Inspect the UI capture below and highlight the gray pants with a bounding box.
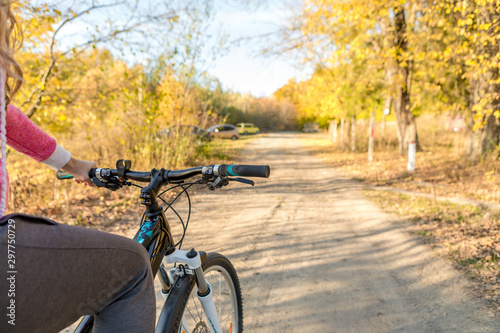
[0,213,155,333]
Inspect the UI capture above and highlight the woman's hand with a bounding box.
[60,157,97,187]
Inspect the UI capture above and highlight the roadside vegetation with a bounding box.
[272,0,500,160]
[9,1,294,222]
[301,115,500,204]
[14,136,256,231]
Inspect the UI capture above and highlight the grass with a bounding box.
[197,135,258,164]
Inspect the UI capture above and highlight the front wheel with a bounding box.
[158,253,243,333]
[231,135,238,140]
[183,253,243,333]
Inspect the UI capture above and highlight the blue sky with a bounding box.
[207,0,306,97]
[40,0,307,97]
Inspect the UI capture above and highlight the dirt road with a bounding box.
[170,132,499,332]
[65,132,499,332]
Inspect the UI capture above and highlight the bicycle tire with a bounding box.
[157,253,243,333]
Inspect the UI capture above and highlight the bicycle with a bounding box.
[57,159,271,333]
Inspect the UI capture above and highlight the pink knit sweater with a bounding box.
[1,104,71,215]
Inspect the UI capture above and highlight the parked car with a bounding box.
[206,124,240,140]
[157,125,210,141]
[302,122,320,133]
[448,115,466,132]
[236,123,260,135]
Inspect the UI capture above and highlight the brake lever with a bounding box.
[91,176,128,191]
[229,177,254,186]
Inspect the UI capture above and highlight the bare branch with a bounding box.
[50,1,127,59]
[21,1,177,118]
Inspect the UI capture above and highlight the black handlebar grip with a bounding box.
[219,164,270,178]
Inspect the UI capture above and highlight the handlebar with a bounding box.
[56,163,271,184]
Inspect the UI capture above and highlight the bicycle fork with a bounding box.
[160,249,223,333]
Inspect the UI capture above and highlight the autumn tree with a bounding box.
[273,0,422,153]
[16,0,203,119]
[273,0,500,157]
[417,0,500,158]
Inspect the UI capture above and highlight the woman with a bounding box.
[0,2,155,332]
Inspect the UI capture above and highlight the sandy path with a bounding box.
[64,132,498,332]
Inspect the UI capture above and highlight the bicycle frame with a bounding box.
[74,168,222,333]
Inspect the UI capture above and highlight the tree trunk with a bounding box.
[351,115,356,153]
[368,110,375,162]
[393,5,420,155]
[481,114,500,153]
[340,118,345,145]
[469,88,500,158]
[467,6,500,158]
[328,120,334,142]
[382,95,392,139]
[333,121,338,143]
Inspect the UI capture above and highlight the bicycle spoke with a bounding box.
[185,297,197,322]
[181,266,237,333]
[217,273,223,322]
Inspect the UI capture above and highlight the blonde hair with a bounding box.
[0,0,22,216]
[0,0,23,104]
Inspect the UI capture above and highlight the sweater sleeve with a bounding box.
[5,104,71,170]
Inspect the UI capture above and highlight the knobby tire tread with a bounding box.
[158,252,243,333]
[156,274,194,332]
[200,253,244,333]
